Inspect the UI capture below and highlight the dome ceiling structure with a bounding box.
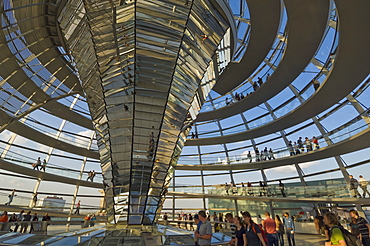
[0,0,369,227]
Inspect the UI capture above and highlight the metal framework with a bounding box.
[0,0,370,229]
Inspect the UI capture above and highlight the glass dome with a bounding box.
[0,0,369,232]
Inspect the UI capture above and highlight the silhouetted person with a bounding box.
[313,80,320,91]
[253,82,259,91]
[40,159,47,171]
[255,148,260,162]
[31,193,38,208]
[268,148,275,160]
[349,175,361,198]
[279,180,286,197]
[33,157,41,170]
[257,77,263,86]
[74,200,81,214]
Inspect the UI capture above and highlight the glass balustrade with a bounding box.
[193,94,310,139]
[0,191,103,214]
[192,76,331,139]
[0,147,102,183]
[200,39,286,113]
[22,120,98,151]
[192,26,339,138]
[170,182,354,199]
[0,191,31,207]
[3,69,357,182]
[179,116,369,166]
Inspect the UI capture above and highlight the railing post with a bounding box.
[67,131,95,231]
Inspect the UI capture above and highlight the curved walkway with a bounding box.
[0,30,93,130]
[12,0,83,92]
[212,0,281,94]
[0,158,103,189]
[0,92,79,132]
[0,111,99,159]
[188,0,370,145]
[177,126,370,170]
[167,191,370,205]
[0,204,88,218]
[196,0,330,122]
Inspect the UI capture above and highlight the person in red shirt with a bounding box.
[83,214,91,228]
[0,211,9,222]
[262,212,278,246]
[312,136,320,149]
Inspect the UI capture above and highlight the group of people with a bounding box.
[223,75,270,107]
[189,135,322,160]
[173,212,229,233]
[322,209,370,246]
[83,214,97,227]
[5,190,39,208]
[225,92,246,106]
[349,175,370,198]
[86,170,96,182]
[288,137,320,156]
[32,157,47,171]
[226,211,295,246]
[245,136,321,163]
[189,210,295,246]
[252,76,267,92]
[187,209,370,246]
[223,180,287,197]
[176,213,195,230]
[347,209,370,246]
[248,147,275,163]
[220,174,369,200]
[0,210,51,233]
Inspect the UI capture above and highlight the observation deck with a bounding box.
[178,109,370,170]
[1,0,370,238]
[199,0,330,122]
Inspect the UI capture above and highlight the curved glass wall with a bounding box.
[0,0,369,229]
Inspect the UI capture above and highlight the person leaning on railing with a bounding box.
[41,213,51,232]
[8,213,17,231]
[0,211,8,222]
[42,213,51,222]
[13,210,24,232]
[29,213,39,233]
[21,211,32,233]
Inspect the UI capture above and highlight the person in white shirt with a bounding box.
[5,189,16,206]
[359,175,370,198]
